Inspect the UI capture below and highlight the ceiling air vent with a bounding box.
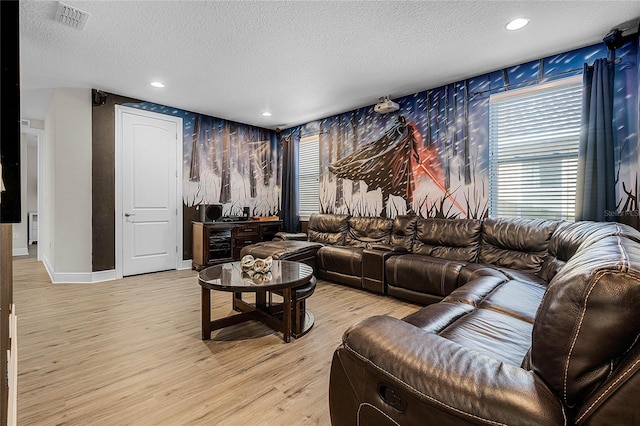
[54,2,90,31]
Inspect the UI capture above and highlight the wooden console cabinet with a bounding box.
[192,220,282,270]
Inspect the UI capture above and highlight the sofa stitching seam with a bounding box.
[562,237,629,406]
[563,274,601,405]
[357,403,400,426]
[575,358,640,423]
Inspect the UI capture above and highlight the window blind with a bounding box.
[489,77,582,221]
[298,136,320,215]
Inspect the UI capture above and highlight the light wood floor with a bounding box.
[13,254,419,425]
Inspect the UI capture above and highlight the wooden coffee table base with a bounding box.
[202,287,309,343]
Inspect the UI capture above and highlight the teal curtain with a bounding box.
[576,59,616,222]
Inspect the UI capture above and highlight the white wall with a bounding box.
[27,144,37,213]
[42,100,56,269]
[42,88,92,277]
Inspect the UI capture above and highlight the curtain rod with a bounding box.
[469,56,622,99]
[468,67,582,98]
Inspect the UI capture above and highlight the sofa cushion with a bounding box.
[413,217,482,262]
[531,235,640,408]
[344,216,393,248]
[443,276,508,307]
[431,306,533,366]
[307,213,349,245]
[386,254,466,298]
[479,217,559,274]
[539,221,640,282]
[389,215,418,251]
[403,301,474,333]
[457,263,509,285]
[478,279,546,324]
[317,245,364,277]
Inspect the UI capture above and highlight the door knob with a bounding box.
[124,212,135,217]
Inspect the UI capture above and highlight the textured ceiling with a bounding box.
[19,1,640,130]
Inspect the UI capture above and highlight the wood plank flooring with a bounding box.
[13,254,419,425]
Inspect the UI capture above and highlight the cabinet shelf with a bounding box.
[192,220,281,271]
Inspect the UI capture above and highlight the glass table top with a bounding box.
[198,260,314,291]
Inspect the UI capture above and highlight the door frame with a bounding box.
[20,125,44,262]
[114,105,183,279]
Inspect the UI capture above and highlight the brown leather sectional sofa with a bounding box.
[241,213,640,424]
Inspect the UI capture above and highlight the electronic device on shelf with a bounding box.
[219,216,249,222]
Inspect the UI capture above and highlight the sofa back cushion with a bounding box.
[344,217,393,248]
[307,214,349,245]
[479,217,558,274]
[412,218,482,262]
[539,221,640,281]
[531,235,640,409]
[390,215,418,251]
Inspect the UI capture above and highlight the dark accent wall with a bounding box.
[91,92,143,271]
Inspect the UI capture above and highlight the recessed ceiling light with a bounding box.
[506,18,530,31]
[150,81,165,88]
[262,112,272,117]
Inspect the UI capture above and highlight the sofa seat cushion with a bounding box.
[447,266,546,323]
[317,245,364,277]
[478,279,546,323]
[404,301,533,366]
[386,254,467,298]
[439,308,533,366]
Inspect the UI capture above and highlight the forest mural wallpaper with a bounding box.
[282,40,639,226]
[121,103,280,218]
[120,38,638,231]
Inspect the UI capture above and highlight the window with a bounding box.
[489,76,582,221]
[298,136,320,216]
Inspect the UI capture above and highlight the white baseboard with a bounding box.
[41,254,117,283]
[12,248,29,256]
[41,253,54,283]
[41,256,190,283]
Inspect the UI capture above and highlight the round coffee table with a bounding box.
[198,260,315,343]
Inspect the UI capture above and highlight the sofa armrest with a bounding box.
[273,232,307,241]
[361,247,406,294]
[330,315,565,426]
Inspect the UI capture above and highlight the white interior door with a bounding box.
[120,109,180,276]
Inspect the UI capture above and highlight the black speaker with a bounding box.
[200,204,222,223]
[243,207,250,218]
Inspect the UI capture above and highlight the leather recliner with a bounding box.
[329,220,640,425]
